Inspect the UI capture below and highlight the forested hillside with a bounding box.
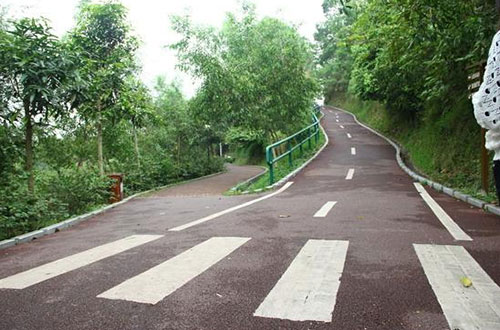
[316,0,499,200]
[0,2,319,240]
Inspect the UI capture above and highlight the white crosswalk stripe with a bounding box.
[254,239,349,322]
[97,237,250,305]
[0,235,163,289]
[414,244,500,330]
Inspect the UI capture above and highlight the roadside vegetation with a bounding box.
[0,1,319,240]
[231,127,326,194]
[315,0,498,202]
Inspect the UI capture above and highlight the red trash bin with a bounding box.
[108,173,124,203]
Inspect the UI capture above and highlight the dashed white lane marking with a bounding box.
[351,147,356,155]
[345,168,355,180]
[169,182,294,231]
[346,133,352,139]
[339,125,344,129]
[413,183,472,241]
[335,119,339,122]
[0,235,163,289]
[313,201,338,218]
[98,237,251,305]
[254,240,349,322]
[414,244,500,330]
[329,110,333,113]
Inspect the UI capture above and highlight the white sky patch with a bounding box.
[1,0,325,98]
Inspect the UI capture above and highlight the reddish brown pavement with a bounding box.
[148,163,264,197]
[0,107,498,330]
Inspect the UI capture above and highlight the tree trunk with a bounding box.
[207,144,210,164]
[133,124,141,170]
[24,102,34,194]
[97,101,104,176]
[177,135,181,177]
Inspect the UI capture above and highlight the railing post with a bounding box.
[288,140,292,167]
[308,127,312,149]
[299,134,303,156]
[266,146,274,185]
[269,162,274,185]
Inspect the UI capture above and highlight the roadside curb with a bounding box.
[0,170,225,251]
[331,106,500,217]
[229,166,268,193]
[238,112,329,195]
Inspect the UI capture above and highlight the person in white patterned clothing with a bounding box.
[473,5,500,204]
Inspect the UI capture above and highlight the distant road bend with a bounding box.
[0,106,499,330]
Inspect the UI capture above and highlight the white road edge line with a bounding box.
[254,239,349,322]
[347,133,352,139]
[98,237,251,305]
[413,183,472,241]
[345,168,355,180]
[0,235,163,289]
[351,147,356,155]
[169,182,294,231]
[314,201,338,218]
[414,244,500,329]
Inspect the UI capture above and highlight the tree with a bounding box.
[153,76,191,169]
[171,4,319,147]
[69,1,138,175]
[119,77,154,170]
[317,0,498,122]
[314,0,358,102]
[0,18,77,193]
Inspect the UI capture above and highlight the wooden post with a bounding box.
[468,61,489,193]
[481,128,489,193]
[479,62,489,193]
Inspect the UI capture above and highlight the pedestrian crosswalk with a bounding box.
[414,244,500,330]
[98,237,250,304]
[0,235,498,327]
[0,235,163,289]
[254,239,348,322]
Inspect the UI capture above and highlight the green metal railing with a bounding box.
[265,111,321,185]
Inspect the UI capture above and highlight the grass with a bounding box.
[228,128,326,194]
[332,94,498,204]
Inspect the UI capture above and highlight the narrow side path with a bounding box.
[147,163,264,197]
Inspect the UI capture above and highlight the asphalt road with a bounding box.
[0,107,499,330]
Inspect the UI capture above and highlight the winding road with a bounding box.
[0,107,499,330]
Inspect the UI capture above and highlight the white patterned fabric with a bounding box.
[473,31,500,160]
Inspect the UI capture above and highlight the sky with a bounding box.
[0,0,325,98]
